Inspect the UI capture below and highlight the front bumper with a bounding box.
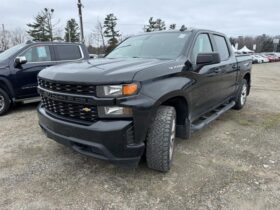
[38,105,145,167]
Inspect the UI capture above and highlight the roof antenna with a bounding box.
[180,25,187,31]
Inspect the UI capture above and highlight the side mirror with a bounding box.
[15,56,27,66]
[196,53,221,66]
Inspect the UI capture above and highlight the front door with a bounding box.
[13,45,55,98]
[187,33,225,120]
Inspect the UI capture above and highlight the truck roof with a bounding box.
[24,40,84,46]
[135,28,227,37]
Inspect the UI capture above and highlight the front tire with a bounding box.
[146,106,176,172]
[233,79,248,110]
[0,88,11,116]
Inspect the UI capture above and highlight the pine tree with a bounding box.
[180,25,187,31]
[64,19,80,42]
[144,17,166,32]
[103,13,120,52]
[27,8,55,41]
[169,24,176,30]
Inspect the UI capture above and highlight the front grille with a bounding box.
[42,97,98,124]
[38,78,96,95]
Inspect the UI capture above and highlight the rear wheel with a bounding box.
[0,88,11,116]
[146,106,176,172]
[233,79,248,110]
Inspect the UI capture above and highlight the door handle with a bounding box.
[213,68,222,73]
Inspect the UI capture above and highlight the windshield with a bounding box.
[0,43,26,62]
[106,32,190,60]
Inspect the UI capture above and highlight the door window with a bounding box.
[21,46,51,62]
[55,45,82,60]
[213,35,230,61]
[191,34,213,62]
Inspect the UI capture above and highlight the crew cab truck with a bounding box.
[0,41,89,115]
[37,29,252,172]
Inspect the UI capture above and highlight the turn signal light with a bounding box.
[122,84,138,96]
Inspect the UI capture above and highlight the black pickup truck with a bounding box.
[37,29,252,172]
[0,41,89,115]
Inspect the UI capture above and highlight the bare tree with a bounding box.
[0,25,10,50]
[10,28,27,45]
[95,20,106,48]
[85,33,93,47]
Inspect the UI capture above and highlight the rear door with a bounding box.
[53,44,84,62]
[211,34,238,102]
[13,45,55,98]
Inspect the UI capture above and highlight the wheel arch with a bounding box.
[161,96,189,125]
[0,77,14,100]
[159,94,191,139]
[243,73,251,95]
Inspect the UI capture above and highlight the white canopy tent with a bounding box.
[238,46,254,54]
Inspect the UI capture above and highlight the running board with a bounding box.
[191,101,236,132]
[15,97,41,104]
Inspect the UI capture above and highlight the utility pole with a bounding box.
[77,0,84,43]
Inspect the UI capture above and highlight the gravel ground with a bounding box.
[0,62,280,210]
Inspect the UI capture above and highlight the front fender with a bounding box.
[141,76,193,105]
[115,76,193,144]
[0,76,15,99]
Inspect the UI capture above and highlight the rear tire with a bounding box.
[146,106,176,172]
[233,79,248,110]
[0,88,11,116]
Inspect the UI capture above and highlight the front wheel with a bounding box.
[233,79,248,110]
[146,106,176,172]
[0,88,11,116]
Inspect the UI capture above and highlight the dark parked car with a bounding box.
[38,29,252,172]
[0,41,89,115]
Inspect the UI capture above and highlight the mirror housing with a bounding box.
[15,56,27,66]
[196,53,221,66]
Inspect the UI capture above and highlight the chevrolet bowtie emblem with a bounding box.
[82,107,91,112]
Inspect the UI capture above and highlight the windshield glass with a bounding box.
[106,32,190,60]
[0,43,26,62]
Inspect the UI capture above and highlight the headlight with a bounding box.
[98,106,133,118]
[96,83,138,97]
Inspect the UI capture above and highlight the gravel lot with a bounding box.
[1,62,280,210]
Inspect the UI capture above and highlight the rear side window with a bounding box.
[21,46,51,62]
[213,35,230,61]
[191,34,213,61]
[55,45,82,61]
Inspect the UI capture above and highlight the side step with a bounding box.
[15,97,41,104]
[191,101,236,132]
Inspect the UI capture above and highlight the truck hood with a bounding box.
[38,58,173,84]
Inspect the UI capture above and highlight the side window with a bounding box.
[191,34,213,61]
[213,35,230,61]
[56,45,82,61]
[21,46,51,62]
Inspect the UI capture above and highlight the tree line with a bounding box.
[230,35,280,53]
[0,8,279,54]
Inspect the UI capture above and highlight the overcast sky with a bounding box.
[1,0,280,38]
